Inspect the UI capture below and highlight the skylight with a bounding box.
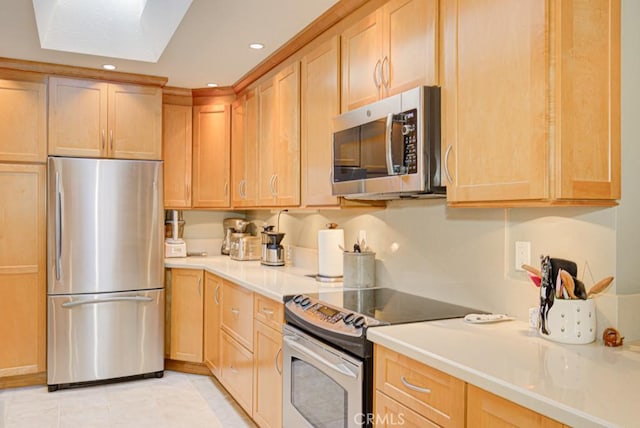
[32,0,193,62]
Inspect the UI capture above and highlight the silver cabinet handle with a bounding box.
[284,336,356,379]
[260,308,275,316]
[230,365,238,374]
[101,129,106,152]
[273,174,278,196]
[239,180,246,198]
[231,308,240,316]
[444,144,454,184]
[55,171,62,281]
[197,277,202,297]
[381,56,390,88]
[109,129,114,153]
[186,183,190,200]
[385,113,395,176]
[373,59,382,89]
[275,348,282,375]
[224,181,229,197]
[401,376,431,394]
[269,174,277,196]
[214,284,220,305]
[62,296,153,308]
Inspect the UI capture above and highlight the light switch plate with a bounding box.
[515,241,531,271]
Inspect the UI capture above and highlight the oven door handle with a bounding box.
[284,336,357,379]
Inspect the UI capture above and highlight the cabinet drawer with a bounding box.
[220,330,253,416]
[221,281,254,350]
[253,294,283,330]
[374,345,465,427]
[374,390,438,428]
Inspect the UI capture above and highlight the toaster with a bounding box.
[230,236,261,261]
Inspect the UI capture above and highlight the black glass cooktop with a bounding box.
[297,287,481,325]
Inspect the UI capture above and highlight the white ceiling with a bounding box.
[0,0,339,88]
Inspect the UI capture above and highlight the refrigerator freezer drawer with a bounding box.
[47,289,164,386]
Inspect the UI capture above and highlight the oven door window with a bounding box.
[291,357,347,428]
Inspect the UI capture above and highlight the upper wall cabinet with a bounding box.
[192,104,231,208]
[341,0,437,112]
[0,75,47,163]
[231,89,258,208]
[49,77,162,160]
[301,36,341,207]
[441,0,620,206]
[257,62,301,207]
[163,104,193,208]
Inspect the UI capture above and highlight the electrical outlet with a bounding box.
[515,241,531,271]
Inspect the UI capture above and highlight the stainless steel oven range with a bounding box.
[282,288,480,428]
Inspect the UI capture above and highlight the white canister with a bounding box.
[540,298,596,344]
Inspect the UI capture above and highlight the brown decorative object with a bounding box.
[603,327,624,347]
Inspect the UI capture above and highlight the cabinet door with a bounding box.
[253,321,283,428]
[341,10,383,112]
[163,104,192,208]
[382,0,437,97]
[467,384,563,428]
[442,0,548,202]
[554,0,620,200]
[0,164,46,377]
[258,79,277,206]
[273,62,300,206]
[301,36,340,207]
[204,272,222,377]
[108,84,162,160]
[192,104,231,208]
[231,90,258,207]
[169,269,203,362]
[0,77,47,163]
[375,391,439,428]
[48,77,108,158]
[220,330,253,416]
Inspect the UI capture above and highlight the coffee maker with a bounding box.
[221,218,250,255]
[261,225,285,266]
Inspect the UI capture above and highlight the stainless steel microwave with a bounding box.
[331,86,444,200]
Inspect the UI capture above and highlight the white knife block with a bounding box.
[540,298,596,344]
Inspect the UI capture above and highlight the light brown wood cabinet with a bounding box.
[169,269,203,363]
[203,272,222,378]
[221,280,254,351]
[467,384,563,428]
[192,103,231,208]
[257,62,301,207]
[49,76,162,160]
[0,163,46,378]
[231,89,258,207]
[341,0,437,112]
[253,315,283,428]
[0,75,47,163]
[441,0,620,206]
[374,345,465,427]
[220,329,254,416]
[163,104,192,208]
[301,36,341,207]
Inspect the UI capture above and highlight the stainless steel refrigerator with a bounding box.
[47,156,164,391]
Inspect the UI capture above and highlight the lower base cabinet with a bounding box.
[220,330,254,415]
[253,320,283,428]
[374,345,565,428]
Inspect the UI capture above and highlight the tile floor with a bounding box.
[0,371,256,428]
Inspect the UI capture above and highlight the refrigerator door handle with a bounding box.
[55,171,62,281]
[61,296,154,308]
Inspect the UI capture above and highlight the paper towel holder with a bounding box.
[316,223,344,283]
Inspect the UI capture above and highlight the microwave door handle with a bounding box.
[385,113,395,176]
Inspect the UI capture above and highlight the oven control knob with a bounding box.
[300,297,311,307]
[353,316,366,328]
[292,294,303,304]
[343,313,355,324]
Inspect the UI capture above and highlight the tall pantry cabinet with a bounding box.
[0,73,47,381]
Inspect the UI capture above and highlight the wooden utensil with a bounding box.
[587,276,614,297]
[521,264,541,277]
[559,270,578,299]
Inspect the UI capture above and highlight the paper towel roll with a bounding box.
[318,229,344,277]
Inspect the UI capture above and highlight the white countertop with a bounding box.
[165,256,345,301]
[367,319,640,428]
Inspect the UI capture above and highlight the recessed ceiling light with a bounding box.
[102,64,117,70]
[249,43,264,50]
[207,83,218,88]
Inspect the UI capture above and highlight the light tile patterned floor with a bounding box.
[0,371,256,428]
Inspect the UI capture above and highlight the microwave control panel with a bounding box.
[396,109,418,174]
